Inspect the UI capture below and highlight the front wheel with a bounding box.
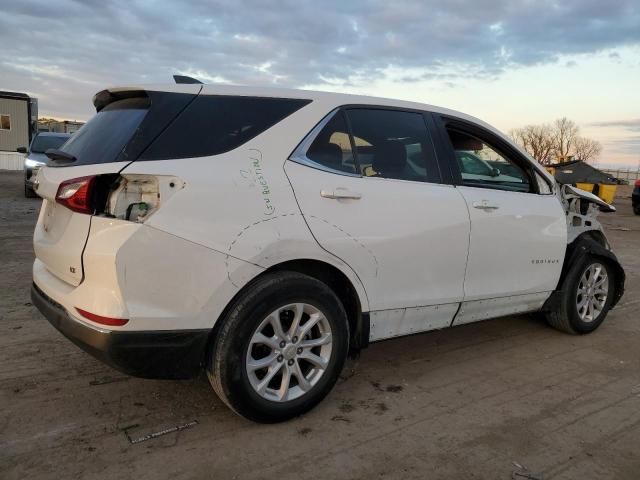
[207,272,349,423]
[544,254,616,334]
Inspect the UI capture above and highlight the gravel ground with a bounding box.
[1,170,638,480]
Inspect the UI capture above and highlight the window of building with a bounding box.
[0,114,10,130]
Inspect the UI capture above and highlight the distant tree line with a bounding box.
[509,118,602,165]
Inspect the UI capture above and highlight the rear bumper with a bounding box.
[31,283,209,379]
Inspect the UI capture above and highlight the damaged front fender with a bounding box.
[544,235,626,312]
[560,184,615,244]
[546,185,625,312]
[563,184,615,212]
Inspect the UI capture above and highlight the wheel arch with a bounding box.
[575,230,609,249]
[266,259,369,353]
[205,258,370,367]
[544,232,625,313]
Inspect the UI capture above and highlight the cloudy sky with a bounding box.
[1,0,639,166]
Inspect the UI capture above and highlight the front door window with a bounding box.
[446,128,531,193]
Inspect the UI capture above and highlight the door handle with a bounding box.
[472,200,499,210]
[320,188,362,200]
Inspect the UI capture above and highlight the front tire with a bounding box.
[544,254,616,334]
[207,271,349,423]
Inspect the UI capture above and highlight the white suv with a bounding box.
[31,83,625,422]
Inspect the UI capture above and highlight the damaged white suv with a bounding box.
[31,83,625,422]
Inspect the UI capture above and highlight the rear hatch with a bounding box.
[33,85,202,286]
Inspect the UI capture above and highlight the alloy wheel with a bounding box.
[576,262,609,323]
[245,303,333,402]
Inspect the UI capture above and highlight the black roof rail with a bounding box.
[173,75,203,84]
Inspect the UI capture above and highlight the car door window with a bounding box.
[346,109,441,183]
[446,127,531,193]
[305,111,357,174]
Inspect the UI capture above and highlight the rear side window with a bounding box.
[142,96,311,160]
[59,97,149,166]
[346,109,441,183]
[306,111,357,174]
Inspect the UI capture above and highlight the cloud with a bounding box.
[590,119,640,131]
[1,0,639,118]
[605,136,640,155]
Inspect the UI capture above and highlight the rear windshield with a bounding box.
[30,135,69,153]
[58,97,149,166]
[55,93,310,166]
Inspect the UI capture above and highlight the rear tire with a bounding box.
[633,205,640,215]
[544,254,616,334]
[25,185,37,198]
[207,271,349,423]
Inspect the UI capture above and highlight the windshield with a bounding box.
[30,135,69,153]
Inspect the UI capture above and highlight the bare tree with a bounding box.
[573,136,602,163]
[553,117,579,159]
[510,124,555,165]
[511,117,603,166]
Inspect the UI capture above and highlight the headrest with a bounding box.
[308,142,343,169]
[449,130,483,150]
[372,140,406,175]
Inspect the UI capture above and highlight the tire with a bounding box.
[25,185,37,198]
[207,271,349,423]
[544,254,616,334]
[633,205,640,215]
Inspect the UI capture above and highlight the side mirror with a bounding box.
[490,167,501,177]
[16,147,27,154]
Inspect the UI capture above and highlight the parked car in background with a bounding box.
[30,84,625,422]
[19,132,71,197]
[633,179,640,215]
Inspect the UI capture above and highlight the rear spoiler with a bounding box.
[92,83,203,112]
[92,89,149,112]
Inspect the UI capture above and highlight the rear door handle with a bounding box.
[472,200,499,210]
[320,188,362,200]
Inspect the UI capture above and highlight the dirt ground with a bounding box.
[1,169,638,480]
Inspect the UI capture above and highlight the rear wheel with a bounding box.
[207,272,349,422]
[633,205,640,215]
[544,254,615,334]
[24,185,37,198]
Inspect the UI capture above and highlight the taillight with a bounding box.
[75,307,128,326]
[55,176,97,214]
[105,175,164,222]
[55,174,179,221]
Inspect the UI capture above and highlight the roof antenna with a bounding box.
[173,75,203,84]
